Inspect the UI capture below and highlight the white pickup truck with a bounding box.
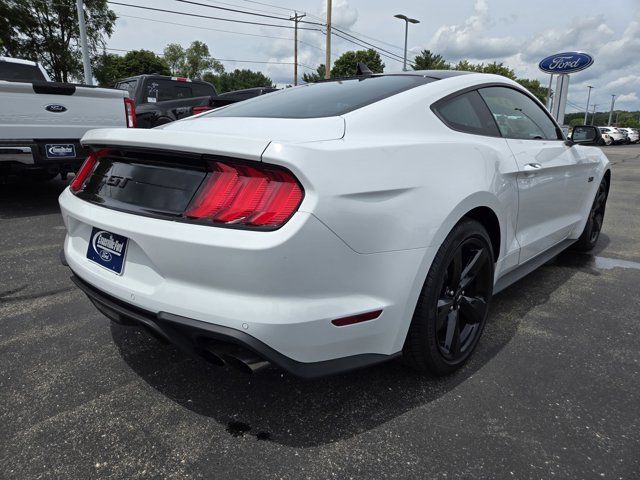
[0,56,135,180]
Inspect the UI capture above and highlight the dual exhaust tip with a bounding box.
[201,342,270,374]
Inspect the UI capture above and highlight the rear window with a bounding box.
[0,61,46,82]
[206,75,435,118]
[143,79,195,103]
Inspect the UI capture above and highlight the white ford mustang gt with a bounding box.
[59,70,610,378]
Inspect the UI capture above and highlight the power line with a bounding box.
[116,13,326,52]
[236,0,405,51]
[184,0,407,61]
[197,0,292,17]
[331,26,406,62]
[330,30,406,66]
[175,0,300,23]
[107,1,321,31]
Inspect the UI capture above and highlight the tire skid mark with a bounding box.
[0,287,75,304]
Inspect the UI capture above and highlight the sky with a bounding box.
[106,0,640,112]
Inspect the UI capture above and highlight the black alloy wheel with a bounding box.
[403,219,494,376]
[435,237,493,362]
[573,178,608,251]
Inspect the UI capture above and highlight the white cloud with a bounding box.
[428,0,521,60]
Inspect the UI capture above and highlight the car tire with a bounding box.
[572,177,608,252]
[403,218,495,376]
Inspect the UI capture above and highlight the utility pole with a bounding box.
[591,104,598,125]
[75,0,93,85]
[583,85,593,125]
[290,12,306,86]
[325,0,332,79]
[546,74,554,110]
[608,94,616,126]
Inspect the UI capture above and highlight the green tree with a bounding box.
[163,43,185,76]
[302,64,326,83]
[330,49,384,77]
[411,49,449,70]
[516,78,548,103]
[480,61,516,79]
[452,60,483,72]
[203,69,273,93]
[0,0,116,82]
[93,49,169,86]
[184,40,223,79]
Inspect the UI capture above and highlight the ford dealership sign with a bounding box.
[539,52,593,74]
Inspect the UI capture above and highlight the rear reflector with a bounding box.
[70,149,109,193]
[331,310,383,327]
[124,98,137,128]
[185,160,303,228]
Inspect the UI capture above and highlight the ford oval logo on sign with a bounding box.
[539,52,594,74]
[45,104,67,113]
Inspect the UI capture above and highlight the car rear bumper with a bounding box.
[0,140,86,172]
[67,269,398,378]
[59,187,433,369]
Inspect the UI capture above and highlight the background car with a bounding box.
[60,70,611,378]
[619,127,639,143]
[599,126,626,144]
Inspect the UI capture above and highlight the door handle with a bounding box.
[523,162,542,171]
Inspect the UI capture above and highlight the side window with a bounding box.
[192,82,216,97]
[115,80,138,100]
[144,79,193,103]
[432,90,500,137]
[479,87,560,140]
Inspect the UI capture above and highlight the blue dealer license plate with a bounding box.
[45,143,76,158]
[86,227,129,275]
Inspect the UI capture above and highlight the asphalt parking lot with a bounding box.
[1,145,639,480]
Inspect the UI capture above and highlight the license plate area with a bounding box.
[45,143,76,159]
[86,227,129,275]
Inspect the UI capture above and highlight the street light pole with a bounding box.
[591,104,598,125]
[583,85,593,125]
[608,94,616,126]
[76,0,93,85]
[394,14,419,71]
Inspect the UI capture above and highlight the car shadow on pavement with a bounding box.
[0,177,68,219]
[109,248,591,448]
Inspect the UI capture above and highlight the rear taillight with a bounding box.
[185,160,304,228]
[192,105,212,115]
[124,98,137,128]
[70,149,109,193]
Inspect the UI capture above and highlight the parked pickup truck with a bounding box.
[113,74,217,128]
[113,75,278,128]
[0,56,133,180]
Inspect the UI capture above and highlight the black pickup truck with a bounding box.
[113,74,216,128]
[113,75,277,128]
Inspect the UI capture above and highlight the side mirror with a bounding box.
[570,125,601,145]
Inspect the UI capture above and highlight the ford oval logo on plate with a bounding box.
[539,52,594,74]
[45,104,67,113]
